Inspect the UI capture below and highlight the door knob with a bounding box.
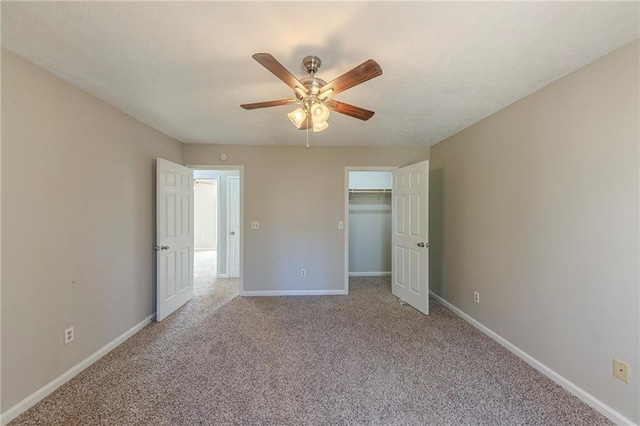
[230,231,236,235]
[161,245,170,250]
[417,242,430,248]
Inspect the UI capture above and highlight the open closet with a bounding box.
[348,170,393,277]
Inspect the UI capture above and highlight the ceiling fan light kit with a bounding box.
[241,53,382,140]
[313,121,329,133]
[287,107,307,128]
[287,94,330,132]
[311,103,330,123]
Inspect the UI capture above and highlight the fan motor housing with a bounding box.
[302,55,321,74]
[298,77,327,98]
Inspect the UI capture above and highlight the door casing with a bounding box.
[227,176,240,278]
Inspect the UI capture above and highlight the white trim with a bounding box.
[1,314,154,425]
[216,273,230,279]
[226,176,238,278]
[191,165,242,175]
[343,167,350,294]
[348,272,391,277]
[240,290,348,296]
[429,292,637,426]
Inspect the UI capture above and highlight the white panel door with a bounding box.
[392,161,429,314]
[156,158,194,322]
[228,176,240,278]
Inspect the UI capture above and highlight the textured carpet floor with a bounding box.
[11,276,610,425]
[193,249,218,295]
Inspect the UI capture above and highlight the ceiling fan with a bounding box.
[241,53,382,133]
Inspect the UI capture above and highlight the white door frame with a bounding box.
[226,176,240,278]
[189,165,244,294]
[343,166,397,293]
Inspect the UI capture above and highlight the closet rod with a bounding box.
[348,189,391,193]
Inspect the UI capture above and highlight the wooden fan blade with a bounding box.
[252,53,309,94]
[240,99,296,110]
[327,100,375,121]
[319,59,382,97]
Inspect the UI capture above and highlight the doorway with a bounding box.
[156,160,243,321]
[344,163,430,315]
[194,177,218,292]
[192,168,242,292]
[344,167,395,293]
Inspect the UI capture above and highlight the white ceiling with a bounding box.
[2,2,638,147]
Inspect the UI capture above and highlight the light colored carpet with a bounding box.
[10,276,609,425]
[194,249,218,295]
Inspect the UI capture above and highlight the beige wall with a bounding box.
[1,50,184,411]
[429,40,639,423]
[183,145,430,292]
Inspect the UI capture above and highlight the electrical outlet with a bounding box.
[64,326,74,345]
[473,291,480,304]
[251,221,260,229]
[613,358,630,383]
[301,269,307,277]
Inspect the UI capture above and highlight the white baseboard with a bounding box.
[216,273,229,279]
[348,272,391,277]
[429,292,636,426]
[1,314,155,425]
[240,290,348,296]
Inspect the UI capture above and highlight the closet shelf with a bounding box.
[348,189,391,194]
[348,188,392,200]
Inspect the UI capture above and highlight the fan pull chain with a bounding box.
[306,116,310,149]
